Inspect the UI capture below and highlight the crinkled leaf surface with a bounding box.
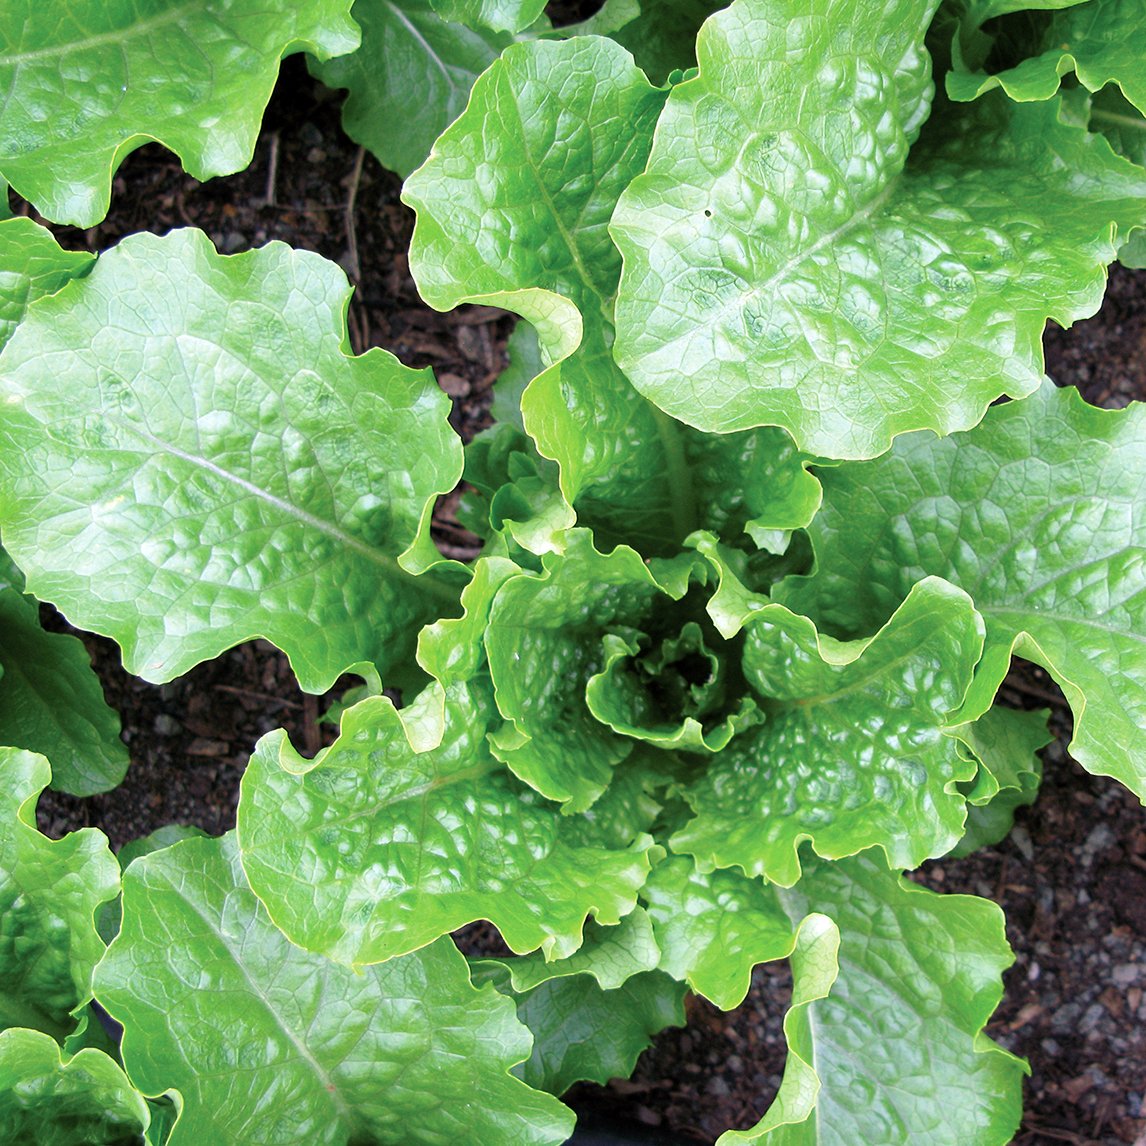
[94,834,573,1146]
[0,1,360,227]
[0,1028,150,1146]
[611,0,1146,457]
[311,0,510,179]
[0,229,463,693]
[949,0,1146,114]
[672,578,983,884]
[0,749,118,1041]
[721,852,1024,1144]
[475,961,686,1095]
[238,682,655,965]
[0,218,93,352]
[778,382,1146,797]
[404,36,819,555]
[642,855,798,1009]
[0,588,128,796]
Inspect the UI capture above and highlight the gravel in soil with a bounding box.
[25,62,1146,1146]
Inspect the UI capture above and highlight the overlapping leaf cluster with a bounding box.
[0,0,1143,1142]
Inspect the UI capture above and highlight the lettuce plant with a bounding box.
[0,0,1144,1143]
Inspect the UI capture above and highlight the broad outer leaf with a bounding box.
[778,382,1146,797]
[238,682,656,964]
[95,834,574,1146]
[0,1028,151,1146]
[948,0,1146,115]
[611,0,1146,458]
[0,1,360,227]
[0,229,463,693]
[672,579,983,884]
[0,218,93,352]
[404,37,818,555]
[311,0,510,179]
[642,855,798,1009]
[0,588,128,796]
[721,852,1024,1144]
[475,961,687,1095]
[0,749,119,1041]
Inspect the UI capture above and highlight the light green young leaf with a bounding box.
[0,588,128,796]
[95,834,574,1146]
[720,852,1024,1145]
[672,579,984,884]
[404,36,818,555]
[0,218,93,352]
[948,0,1146,114]
[0,1028,151,1146]
[0,229,464,694]
[311,0,510,179]
[642,855,798,1009]
[778,381,1146,798]
[611,0,1146,458]
[475,961,687,1095]
[0,749,119,1042]
[430,0,546,33]
[238,682,656,965]
[0,2,360,227]
[492,321,544,430]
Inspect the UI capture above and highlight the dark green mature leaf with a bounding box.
[948,0,1146,114]
[312,0,510,179]
[404,36,819,554]
[0,229,464,693]
[778,382,1146,797]
[0,218,93,352]
[475,960,687,1095]
[95,834,574,1146]
[0,1028,151,1146]
[672,579,983,884]
[611,0,1146,458]
[0,1,360,227]
[720,853,1024,1144]
[0,749,118,1042]
[611,0,726,83]
[0,588,128,796]
[238,681,655,964]
[430,0,546,33]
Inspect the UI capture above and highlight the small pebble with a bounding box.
[154,714,181,736]
[1113,963,1141,988]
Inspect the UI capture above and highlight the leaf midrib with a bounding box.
[0,5,197,66]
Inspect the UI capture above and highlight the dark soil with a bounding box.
[25,58,1146,1146]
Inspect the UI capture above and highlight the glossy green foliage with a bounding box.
[0,1028,151,1146]
[0,229,464,693]
[237,682,656,965]
[95,834,574,1146]
[611,0,1146,458]
[0,0,360,227]
[779,382,1146,796]
[0,749,118,1042]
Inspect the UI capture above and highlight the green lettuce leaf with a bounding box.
[404,36,819,555]
[95,834,574,1145]
[238,681,656,965]
[611,0,1146,458]
[0,218,93,352]
[720,852,1024,1145]
[0,229,464,693]
[0,1,360,227]
[948,0,1145,114]
[778,381,1146,798]
[430,0,545,34]
[474,960,687,1095]
[0,1028,152,1146]
[0,749,119,1041]
[0,588,128,796]
[311,0,510,179]
[610,0,726,84]
[672,579,984,884]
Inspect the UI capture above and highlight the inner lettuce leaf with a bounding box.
[610,0,1146,458]
[404,35,820,556]
[0,229,466,694]
[95,834,574,1146]
[0,1,361,227]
